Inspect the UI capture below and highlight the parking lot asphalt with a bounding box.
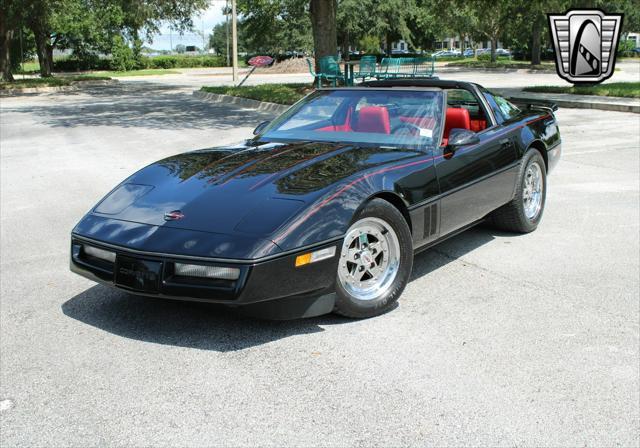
[1,82,639,446]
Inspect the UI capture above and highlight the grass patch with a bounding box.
[446,59,555,70]
[201,83,313,105]
[523,82,639,98]
[1,74,112,90]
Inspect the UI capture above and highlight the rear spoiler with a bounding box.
[508,97,559,114]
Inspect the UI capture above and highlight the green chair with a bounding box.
[353,55,377,82]
[376,58,401,79]
[307,56,343,88]
[318,55,343,87]
[397,57,417,77]
[413,56,435,78]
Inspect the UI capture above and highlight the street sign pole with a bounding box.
[232,0,238,83]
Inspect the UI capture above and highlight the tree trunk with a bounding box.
[46,43,54,73]
[531,15,542,65]
[309,0,337,71]
[33,27,51,77]
[0,14,14,82]
[385,32,392,56]
[490,37,497,63]
[342,30,350,61]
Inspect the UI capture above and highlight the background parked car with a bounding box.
[433,49,461,57]
[463,48,475,57]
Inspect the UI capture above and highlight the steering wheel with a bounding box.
[391,122,422,136]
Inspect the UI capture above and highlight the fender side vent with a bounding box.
[423,203,438,239]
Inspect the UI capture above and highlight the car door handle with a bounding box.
[499,138,512,149]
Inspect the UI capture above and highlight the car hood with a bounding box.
[84,140,422,239]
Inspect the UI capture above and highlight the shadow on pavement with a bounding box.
[2,82,275,131]
[62,225,507,351]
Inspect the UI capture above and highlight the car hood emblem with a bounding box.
[164,210,185,221]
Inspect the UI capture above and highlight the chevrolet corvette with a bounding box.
[70,79,561,319]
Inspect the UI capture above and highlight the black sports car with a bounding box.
[71,79,561,319]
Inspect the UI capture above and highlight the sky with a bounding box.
[149,3,226,50]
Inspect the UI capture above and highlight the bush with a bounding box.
[146,55,226,69]
[150,55,179,68]
[359,35,381,54]
[53,55,111,72]
[110,35,136,71]
[618,39,639,57]
[477,53,511,61]
[50,53,226,73]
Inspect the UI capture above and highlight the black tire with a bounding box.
[333,198,413,318]
[489,149,547,233]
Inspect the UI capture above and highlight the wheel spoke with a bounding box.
[368,241,382,255]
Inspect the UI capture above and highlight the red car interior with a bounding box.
[352,106,391,134]
[441,107,471,146]
[314,102,487,146]
[315,108,353,132]
[469,119,487,132]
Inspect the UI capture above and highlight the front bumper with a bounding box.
[70,235,340,306]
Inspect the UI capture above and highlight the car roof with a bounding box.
[362,78,480,91]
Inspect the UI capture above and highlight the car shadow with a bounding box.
[2,82,276,131]
[62,225,508,352]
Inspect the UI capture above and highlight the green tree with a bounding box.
[238,0,311,55]
[337,0,371,58]
[450,0,510,62]
[370,0,417,55]
[17,0,208,77]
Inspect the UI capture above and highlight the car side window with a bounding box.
[493,95,521,120]
[446,88,490,133]
[482,89,521,123]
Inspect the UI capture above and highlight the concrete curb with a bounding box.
[441,66,556,74]
[0,78,118,97]
[193,90,289,114]
[495,88,639,114]
[510,96,639,113]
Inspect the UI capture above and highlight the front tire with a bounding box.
[490,149,547,233]
[334,199,413,318]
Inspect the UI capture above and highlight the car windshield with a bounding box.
[259,88,445,149]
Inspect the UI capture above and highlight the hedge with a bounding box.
[52,54,227,72]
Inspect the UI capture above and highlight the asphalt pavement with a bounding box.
[0,81,638,446]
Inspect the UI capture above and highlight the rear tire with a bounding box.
[334,199,413,318]
[490,149,547,233]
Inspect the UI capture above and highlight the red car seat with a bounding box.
[354,106,391,134]
[442,107,471,145]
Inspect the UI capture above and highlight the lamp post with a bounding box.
[226,0,230,66]
[231,0,238,83]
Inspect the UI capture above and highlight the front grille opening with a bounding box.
[163,262,239,290]
[72,242,115,276]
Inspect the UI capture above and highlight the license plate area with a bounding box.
[115,256,162,293]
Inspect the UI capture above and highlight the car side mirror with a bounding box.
[447,128,480,148]
[253,121,270,135]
